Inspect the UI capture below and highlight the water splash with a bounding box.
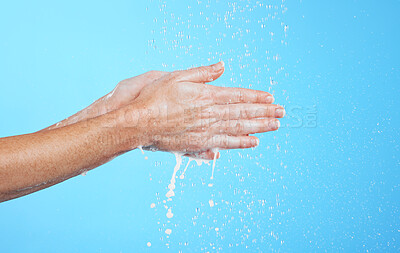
[145,0,290,250]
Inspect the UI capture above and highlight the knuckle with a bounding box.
[116,79,127,88]
[216,135,228,148]
[114,82,122,91]
[272,105,280,115]
[242,107,250,118]
[169,71,181,81]
[198,67,211,80]
[256,91,263,102]
[236,90,245,102]
[234,121,244,133]
[145,70,162,78]
[222,137,230,148]
[221,107,229,120]
[146,70,157,76]
[254,107,265,118]
[161,72,180,86]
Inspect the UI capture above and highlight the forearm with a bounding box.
[40,93,115,132]
[0,110,137,202]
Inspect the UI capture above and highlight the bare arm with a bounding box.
[0,110,137,202]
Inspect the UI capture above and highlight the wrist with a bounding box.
[112,103,152,152]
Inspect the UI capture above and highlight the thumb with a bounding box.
[177,61,225,83]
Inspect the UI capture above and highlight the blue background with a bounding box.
[0,0,399,252]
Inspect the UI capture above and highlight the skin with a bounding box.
[0,61,285,203]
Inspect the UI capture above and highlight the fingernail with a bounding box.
[267,96,274,103]
[251,138,259,147]
[275,108,286,117]
[213,61,225,72]
[273,120,281,129]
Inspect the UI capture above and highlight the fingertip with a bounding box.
[272,119,281,130]
[275,107,286,118]
[220,61,225,71]
[180,61,225,83]
[210,61,223,71]
[209,61,225,81]
[245,136,259,148]
[252,137,260,147]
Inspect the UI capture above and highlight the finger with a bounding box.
[184,150,220,160]
[211,104,285,120]
[175,61,225,83]
[211,118,280,135]
[205,135,260,150]
[210,86,274,104]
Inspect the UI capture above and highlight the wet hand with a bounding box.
[103,70,167,113]
[120,62,285,159]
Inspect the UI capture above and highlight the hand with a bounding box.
[104,70,167,112]
[43,70,167,131]
[120,61,285,159]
